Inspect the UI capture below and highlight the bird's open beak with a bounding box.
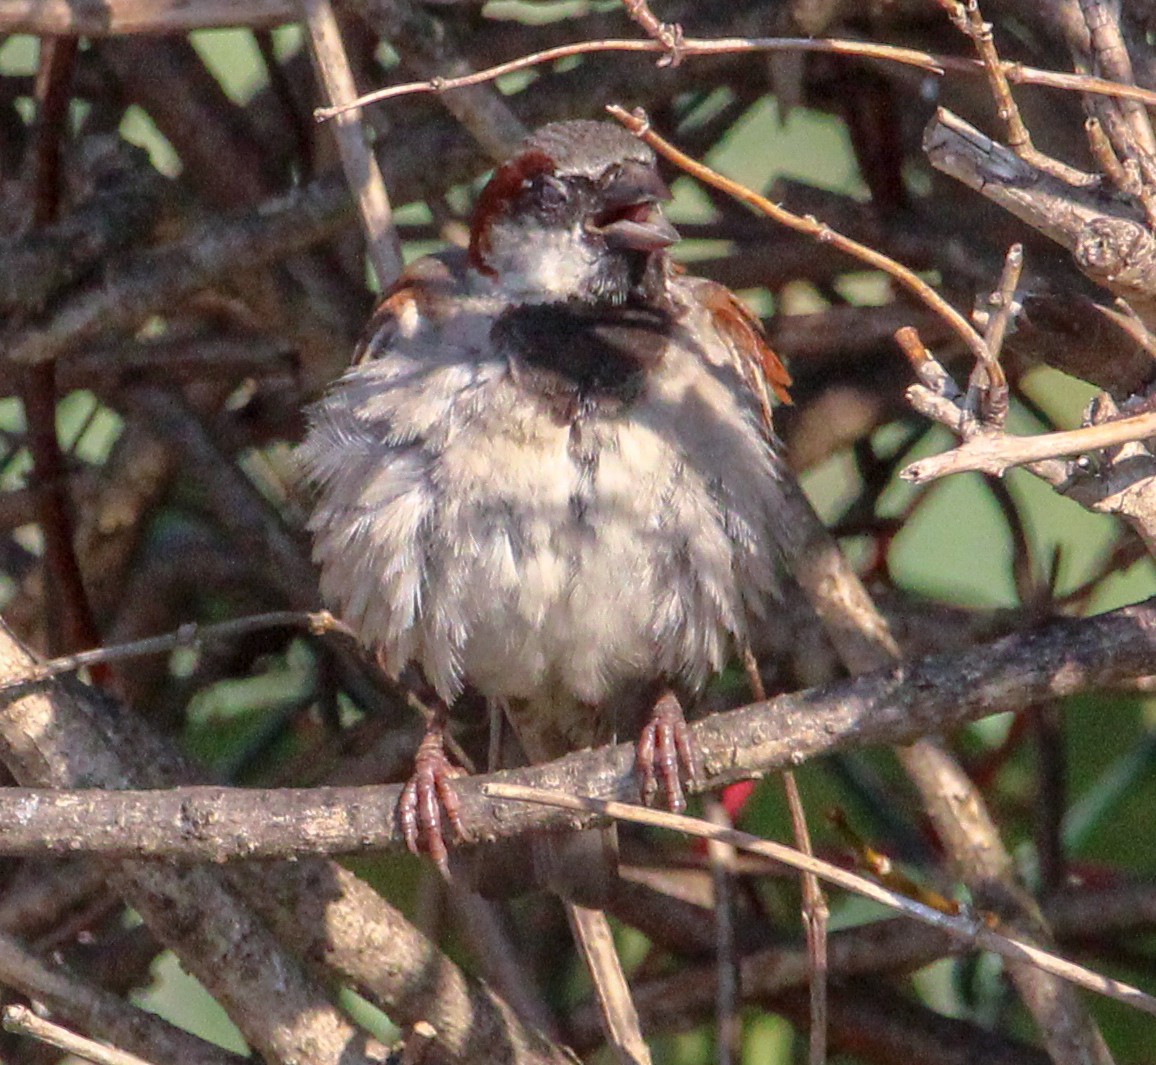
[590,162,680,252]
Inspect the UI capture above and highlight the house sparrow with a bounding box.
[299,119,792,870]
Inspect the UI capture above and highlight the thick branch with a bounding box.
[0,600,1152,859]
[0,618,387,1065]
[2,174,354,366]
[0,619,581,1065]
[0,933,243,1065]
[925,107,1156,315]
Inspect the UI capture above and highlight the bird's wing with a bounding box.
[695,277,792,429]
[354,249,472,365]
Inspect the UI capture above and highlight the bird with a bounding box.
[298,118,793,875]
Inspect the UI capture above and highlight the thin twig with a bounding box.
[939,0,1096,185]
[0,2,295,34]
[982,243,1024,363]
[966,242,1022,429]
[4,174,356,366]
[483,785,1156,1021]
[567,905,653,1065]
[0,621,412,1065]
[940,0,1034,154]
[610,104,992,369]
[23,34,101,660]
[734,238,1115,1063]
[0,609,354,692]
[1078,0,1156,157]
[346,0,525,162]
[900,408,1156,483]
[703,799,740,1065]
[0,930,241,1065]
[314,35,1156,121]
[745,650,827,1065]
[1085,115,1136,194]
[621,0,684,66]
[300,0,402,287]
[895,326,963,401]
[3,1005,158,1065]
[782,770,828,1065]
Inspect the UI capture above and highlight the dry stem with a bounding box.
[3,1005,160,1065]
[484,785,1156,1021]
[315,35,1156,121]
[300,0,401,287]
[901,408,1156,483]
[606,105,992,367]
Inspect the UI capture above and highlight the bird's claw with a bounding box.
[635,690,698,813]
[398,729,465,870]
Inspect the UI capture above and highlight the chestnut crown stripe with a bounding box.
[468,149,557,275]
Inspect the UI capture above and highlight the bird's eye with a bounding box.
[535,175,569,209]
[597,164,623,189]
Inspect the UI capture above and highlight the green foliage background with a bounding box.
[2,21,1155,1063]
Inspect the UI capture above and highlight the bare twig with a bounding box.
[0,1,296,34]
[3,1005,158,1065]
[963,242,1021,428]
[939,0,1097,185]
[0,929,243,1065]
[783,770,828,1065]
[703,799,740,1065]
[895,326,963,401]
[1077,0,1156,157]
[0,609,354,691]
[566,905,652,1065]
[1085,115,1137,194]
[232,859,576,1065]
[345,0,525,162]
[620,105,1114,1059]
[0,600,1154,859]
[300,0,401,288]
[509,717,651,1064]
[578,881,1156,1054]
[924,108,1156,311]
[484,786,1156,1021]
[900,407,1156,483]
[607,104,993,367]
[315,37,943,118]
[745,650,827,1065]
[0,619,387,1065]
[315,35,1156,121]
[982,243,1024,364]
[942,0,1033,153]
[446,884,561,1039]
[621,0,684,66]
[22,34,102,660]
[3,174,355,366]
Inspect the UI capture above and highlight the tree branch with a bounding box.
[0,599,1153,859]
[900,408,1156,482]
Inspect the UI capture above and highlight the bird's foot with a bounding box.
[398,726,466,870]
[635,689,699,813]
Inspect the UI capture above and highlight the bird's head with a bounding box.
[468,120,679,306]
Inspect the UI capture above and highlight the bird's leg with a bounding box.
[635,688,699,812]
[397,708,466,871]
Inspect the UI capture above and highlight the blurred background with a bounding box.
[2,2,1156,1062]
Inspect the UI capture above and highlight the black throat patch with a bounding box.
[492,301,674,421]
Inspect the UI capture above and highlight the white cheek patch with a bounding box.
[489,222,598,300]
[395,297,421,338]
